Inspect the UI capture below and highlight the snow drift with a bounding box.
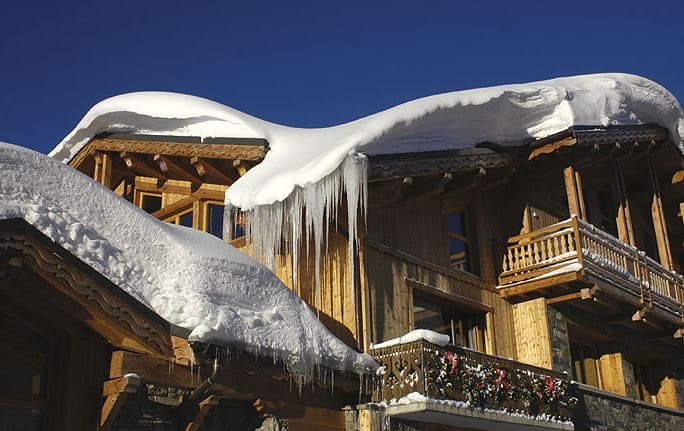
[0,143,377,377]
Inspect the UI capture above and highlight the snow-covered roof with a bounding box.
[0,143,376,376]
[51,73,684,211]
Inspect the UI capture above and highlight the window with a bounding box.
[570,341,601,388]
[412,291,485,351]
[206,203,224,238]
[447,210,478,275]
[165,209,194,228]
[139,192,162,214]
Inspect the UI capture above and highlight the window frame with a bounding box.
[444,205,480,276]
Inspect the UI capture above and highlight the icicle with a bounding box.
[226,153,368,318]
[343,154,368,307]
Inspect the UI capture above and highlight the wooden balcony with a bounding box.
[370,339,575,426]
[498,217,684,326]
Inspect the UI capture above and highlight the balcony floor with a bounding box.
[383,399,574,431]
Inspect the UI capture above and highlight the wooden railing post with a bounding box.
[571,216,584,269]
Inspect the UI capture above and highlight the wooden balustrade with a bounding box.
[370,339,574,420]
[499,217,684,314]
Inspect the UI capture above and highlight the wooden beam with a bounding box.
[233,159,249,177]
[100,374,141,431]
[190,156,234,185]
[120,151,168,180]
[71,137,267,170]
[93,151,113,188]
[546,291,583,305]
[648,156,673,269]
[183,395,222,431]
[110,350,198,389]
[154,154,202,183]
[613,160,636,246]
[564,166,580,218]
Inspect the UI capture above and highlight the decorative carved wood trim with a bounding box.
[70,136,267,170]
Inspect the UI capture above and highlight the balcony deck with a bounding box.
[370,339,575,429]
[497,217,684,327]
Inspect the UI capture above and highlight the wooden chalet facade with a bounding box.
[23,123,684,430]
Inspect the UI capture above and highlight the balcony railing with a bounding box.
[371,339,575,421]
[498,216,684,316]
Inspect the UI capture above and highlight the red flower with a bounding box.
[445,351,459,375]
[545,376,556,394]
[495,369,510,389]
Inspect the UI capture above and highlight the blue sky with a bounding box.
[1,0,682,154]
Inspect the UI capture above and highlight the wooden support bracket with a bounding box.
[120,151,168,181]
[632,307,650,322]
[673,327,684,339]
[100,374,141,431]
[183,395,222,431]
[154,154,202,183]
[190,156,234,185]
[233,159,249,177]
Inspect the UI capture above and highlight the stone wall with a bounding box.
[113,383,285,431]
[575,383,684,431]
[547,305,572,375]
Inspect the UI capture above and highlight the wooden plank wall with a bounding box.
[247,229,359,349]
[512,297,553,369]
[366,198,449,264]
[362,194,518,358]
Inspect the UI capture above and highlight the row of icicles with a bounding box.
[224,153,368,311]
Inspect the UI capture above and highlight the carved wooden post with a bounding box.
[93,151,112,188]
[648,156,673,270]
[564,166,586,220]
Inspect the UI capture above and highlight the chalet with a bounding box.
[0,145,373,430]
[3,73,684,430]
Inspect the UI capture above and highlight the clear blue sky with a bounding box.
[1,0,682,154]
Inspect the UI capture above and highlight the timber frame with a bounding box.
[69,133,267,193]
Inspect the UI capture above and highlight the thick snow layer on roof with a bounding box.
[51,73,684,210]
[0,143,376,376]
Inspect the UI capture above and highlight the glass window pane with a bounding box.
[207,204,224,238]
[141,194,162,213]
[412,293,484,351]
[179,211,193,228]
